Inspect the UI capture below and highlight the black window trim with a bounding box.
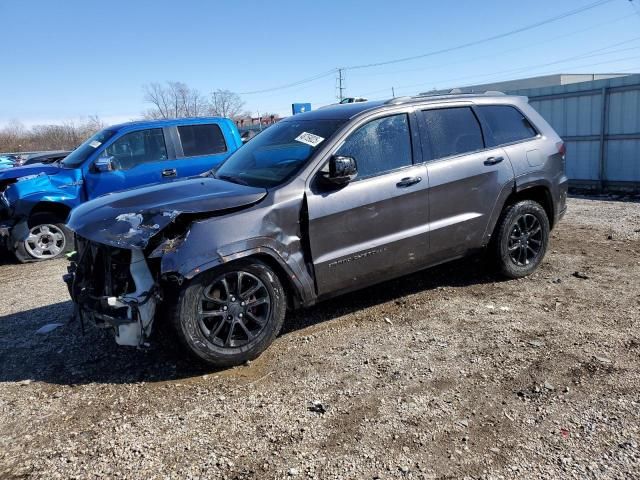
[415,105,487,165]
[99,127,170,171]
[335,111,417,183]
[474,104,542,149]
[176,122,228,159]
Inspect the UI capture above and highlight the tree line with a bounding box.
[0,116,105,153]
[1,81,275,153]
[142,81,278,122]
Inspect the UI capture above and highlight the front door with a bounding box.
[307,112,430,296]
[84,127,176,199]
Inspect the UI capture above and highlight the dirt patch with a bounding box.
[1,197,639,479]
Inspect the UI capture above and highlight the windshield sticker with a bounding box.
[294,132,325,147]
[89,140,102,148]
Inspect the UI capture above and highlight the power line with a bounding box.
[348,13,633,80]
[238,0,615,95]
[344,0,616,70]
[386,52,640,99]
[238,69,337,95]
[359,36,640,97]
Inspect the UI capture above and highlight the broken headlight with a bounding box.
[148,232,188,258]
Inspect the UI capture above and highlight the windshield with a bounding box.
[215,119,346,188]
[61,129,118,168]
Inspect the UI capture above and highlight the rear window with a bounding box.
[419,107,484,160]
[478,105,538,146]
[178,124,227,157]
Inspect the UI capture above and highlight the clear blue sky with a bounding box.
[1,0,639,126]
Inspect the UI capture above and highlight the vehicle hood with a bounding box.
[0,163,61,181]
[66,177,268,249]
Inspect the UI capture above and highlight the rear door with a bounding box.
[84,127,177,199]
[168,123,232,180]
[418,105,514,260]
[306,111,430,296]
[475,104,541,177]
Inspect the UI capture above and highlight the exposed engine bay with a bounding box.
[64,237,159,347]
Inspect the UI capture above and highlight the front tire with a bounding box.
[172,260,287,368]
[492,200,550,279]
[14,213,73,263]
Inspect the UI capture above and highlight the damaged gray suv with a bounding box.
[65,93,567,367]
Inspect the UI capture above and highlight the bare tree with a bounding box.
[209,89,244,119]
[0,117,106,152]
[143,81,208,119]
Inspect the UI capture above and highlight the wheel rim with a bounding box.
[198,271,271,348]
[24,224,66,259]
[508,213,543,267]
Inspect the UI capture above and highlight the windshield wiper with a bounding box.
[216,174,249,186]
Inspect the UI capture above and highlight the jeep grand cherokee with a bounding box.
[64,93,567,367]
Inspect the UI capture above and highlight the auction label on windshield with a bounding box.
[295,132,325,147]
[89,140,102,148]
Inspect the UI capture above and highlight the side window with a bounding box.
[101,128,167,170]
[478,105,538,146]
[420,107,484,160]
[178,124,227,157]
[336,113,412,179]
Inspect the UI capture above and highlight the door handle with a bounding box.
[484,156,504,166]
[396,176,422,188]
[162,168,177,177]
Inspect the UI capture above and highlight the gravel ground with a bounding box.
[1,196,639,479]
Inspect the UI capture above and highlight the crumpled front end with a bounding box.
[64,237,160,347]
[0,191,15,250]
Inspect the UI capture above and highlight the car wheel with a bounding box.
[172,259,287,368]
[14,213,73,263]
[492,200,550,279]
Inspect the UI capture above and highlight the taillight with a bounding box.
[556,141,566,171]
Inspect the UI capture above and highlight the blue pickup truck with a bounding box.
[0,117,242,262]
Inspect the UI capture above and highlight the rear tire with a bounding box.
[14,213,73,263]
[172,259,287,368]
[492,200,550,279]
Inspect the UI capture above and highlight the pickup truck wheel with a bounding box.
[14,213,73,263]
[492,200,550,279]
[172,260,287,368]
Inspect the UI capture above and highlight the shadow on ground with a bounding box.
[0,249,17,266]
[0,256,501,386]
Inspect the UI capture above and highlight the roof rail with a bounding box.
[385,96,413,105]
[384,90,509,106]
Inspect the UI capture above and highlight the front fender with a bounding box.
[5,175,80,218]
[160,237,315,307]
[155,204,316,306]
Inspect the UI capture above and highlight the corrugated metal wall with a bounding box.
[510,74,640,191]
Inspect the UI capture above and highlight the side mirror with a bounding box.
[93,156,115,173]
[320,155,358,186]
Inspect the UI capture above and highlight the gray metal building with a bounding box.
[509,74,640,192]
[420,73,631,96]
[421,73,629,95]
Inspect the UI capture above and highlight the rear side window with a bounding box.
[336,113,412,179]
[478,105,538,146]
[178,124,227,157]
[419,107,484,160]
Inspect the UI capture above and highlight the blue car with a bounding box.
[0,117,242,262]
[0,155,18,170]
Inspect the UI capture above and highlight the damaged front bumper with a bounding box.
[0,219,27,251]
[64,242,160,347]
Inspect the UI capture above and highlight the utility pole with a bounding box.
[391,86,395,98]
[336,68,345,102]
